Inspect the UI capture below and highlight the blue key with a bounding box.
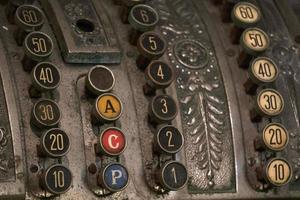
[99,163,129,192]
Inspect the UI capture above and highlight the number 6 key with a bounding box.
[128,4,159,44]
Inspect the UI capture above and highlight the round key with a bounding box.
[230,2,261,44]
[136,32,167,70]
[128,4,159,32]
[24,31,53,60]
[232,2,261,28]
[250,57,279,84]
[22,31,53,71]
[244,57,279,94]
[262,123,289,151]
[241,28,269,55]
[143,61,174,96]
[40,164,72,194]
[98,163,129,192]
[14,5,44,45]
[256,89,284,117]
[146,61,174,88]
[156,161,188,191]
[31,99,61,129]
[31,62,61,92]
[93,93,123,124]
[154,125,184,154]
[149,94,178,124]
[39,128,70,158]
[138,32,166,59]
[238,28,269,68]
[97,127,127,156]
[85,65,115,96]
[265,158,292,186]
[128,4,159,45]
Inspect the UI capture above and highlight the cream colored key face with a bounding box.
[251,57,278,83]
[266,158,291,186]
[242,28,269,52]
[263,123,288,151]
[233,2,261,25]
[257,89,284,116]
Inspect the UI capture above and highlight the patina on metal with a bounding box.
[0,0,298,199]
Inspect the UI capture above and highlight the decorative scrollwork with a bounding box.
[174,40,208,69]
[179,74,225,187]
[151,0,234,191]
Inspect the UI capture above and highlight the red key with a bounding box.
[99,128,127,156]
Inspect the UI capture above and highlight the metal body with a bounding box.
[0,0,299,199]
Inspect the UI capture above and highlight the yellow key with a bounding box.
[95,93,123,122]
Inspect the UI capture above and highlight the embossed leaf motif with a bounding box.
[153,0,228,188]
[181,76,225,187]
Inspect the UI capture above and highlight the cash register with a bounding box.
[0,0,299,199]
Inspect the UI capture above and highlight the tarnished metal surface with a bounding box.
[0,30,25,199]
[0,0,300,199]
[41,0,121,64]
[206,0,300,198]
[257,0,300,192]
[0,70,15,181]
[149,0,236,192]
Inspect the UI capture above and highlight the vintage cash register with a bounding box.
[0,0,299,199]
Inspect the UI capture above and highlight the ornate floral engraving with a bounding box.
[178,73,225,187]
[0,77,15,180]
[150,0,235,192]
[0,128,9,173]
[174,40,208,69]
